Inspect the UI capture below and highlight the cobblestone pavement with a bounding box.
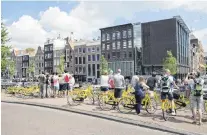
[2,102,174,135]
[1,93,207,134]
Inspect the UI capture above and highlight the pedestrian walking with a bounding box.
[38,71,46,98]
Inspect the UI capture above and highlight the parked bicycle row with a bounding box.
[66,69,207,125]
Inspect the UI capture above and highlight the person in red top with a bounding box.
[108,70,114,90]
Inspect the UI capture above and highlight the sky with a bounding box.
[1,0,207,52]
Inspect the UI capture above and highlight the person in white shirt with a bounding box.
[160,69,179,116]
[190,72,204,125]
[53,72,59,98]
[131,72,139,88]
[100,70,109,92]
[69,74,75,91]
[113,69,125,99]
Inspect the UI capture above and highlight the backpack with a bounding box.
[193,79,203,97]
[161,76,171,93]
[64,74,70,83]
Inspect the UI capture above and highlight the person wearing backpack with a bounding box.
[160,69,179,116]
[191,72,204,125]
[134,76,149,114]
[63,70,71,97]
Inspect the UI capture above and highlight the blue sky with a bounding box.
[1,1,207,51]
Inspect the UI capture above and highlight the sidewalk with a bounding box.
[1,93,207,135]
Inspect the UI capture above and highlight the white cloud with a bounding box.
[193,28,207,51]
[7,15,47,49]
[6,1,207,50]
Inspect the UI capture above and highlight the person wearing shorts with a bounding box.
[53,72,59,98]
[190,72,204,125]
[160,69,179,116]
[100,70,109,92]
[113,69,125,99]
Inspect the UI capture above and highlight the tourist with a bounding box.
[134,76,149,114]
[146,72,157,97]
[53,72,59,98]
[108,70,114,90]
[58,74,64,97]
[45,74,51,98]
[113,69,125,99]
[160,69,179,116]
[38,71,46,98]
[131,72,139,88]
[100,70,109,92]
[191,72,204,125]
[63,70,71,97]
[69,74,75,91]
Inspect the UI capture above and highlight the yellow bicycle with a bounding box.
[118,92,157,114]
[98,88,132,111]
[67,85,95,106]
[161,98,177,121]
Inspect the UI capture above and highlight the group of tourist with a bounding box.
[100,68,205,125]
[38,70,75,98]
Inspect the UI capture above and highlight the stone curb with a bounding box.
[1,100,204,135]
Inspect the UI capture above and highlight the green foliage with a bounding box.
[8,60,15,77]
[57,55,65,74]
[28,59,35,77]
[163,50,177,75]
[100,55,108,75]
[26,48,35,53]
[1,22,11,72]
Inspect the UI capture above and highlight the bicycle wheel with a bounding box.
[162,101,171,121]
[99,94,114,111]
[118,97,134,114]
[146,98,157,114]
[67,92,82,106]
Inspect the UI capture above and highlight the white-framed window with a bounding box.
[106,33,110,40]
[123,40,127,48]
[102,43,105,50]
[117,41,120,49]
[123,30,127,38]
[112,42,116,50]
[128,40,132,48]
[117,31,120,39]
[112,33,116,40]
[102,34,105,41]
[54,59,56,66]
[57,59,60,65]
[92,47,95,52]
[107,44,110,50]
[128,29,132,38]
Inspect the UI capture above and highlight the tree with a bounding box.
[28,59,35,78]
[57,55,65,74]
[8,60,15,78]
[100,55,108,75]
[26,48,35,54]
[1,22,11,72]
[163,50,177,75]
